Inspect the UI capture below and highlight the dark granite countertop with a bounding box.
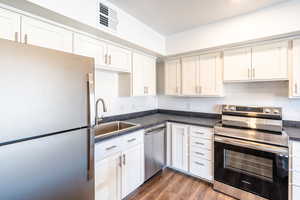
[284,126,300,141]
[125,113,219,129]
[94,109,300,143]
[95,112,220,143]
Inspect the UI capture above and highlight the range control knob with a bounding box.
[223,105,230,111]
[264,108,271,114]
[273,109,280,114]
[229,106,236,111]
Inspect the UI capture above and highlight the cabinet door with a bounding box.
[181,56,199,96]
[171,124,188,172]
[107,44,132,72]
[0,8,20,42]
[21,16,73,53]
[122,144,143,198]
[132,53,156,96]
[143,55,156,96]
[73,33,107,67]
[224,48,251,81]
[95,153,121,200]
[165,59,181,95]
[132,52,145,96]
[291,40,300,98]
[252,42,288,80]
[199,53,223,96]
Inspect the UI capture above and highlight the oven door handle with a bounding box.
[214,136,288,156]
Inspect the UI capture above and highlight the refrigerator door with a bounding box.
[0,39,94,144]
[0,128,93,200]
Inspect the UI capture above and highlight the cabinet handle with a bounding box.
[127,138,136,143]
[105,145,117,151]
[194,161,204,166]
[119,155,122,167]
[144,87,148,94]
[248,68,250,78]
[195,152,205,156]
[195,132,204,135]
[104,54,108,64]
[14,32,18,42]
[24,34,28,44]
[252,68,255,78]
[195,142,205,146]
[123,154,126,165]
[109,55,111,64]
[295,83,298,94]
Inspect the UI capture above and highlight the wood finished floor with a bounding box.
[126,168,235,200]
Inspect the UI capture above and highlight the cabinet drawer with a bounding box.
[122,130,143,149]
[190,126,213,140]
[190,156,213,181]
[293,185,300,199]
[190,146,212,161]
[95,138,122,162]
[190,136,212,150]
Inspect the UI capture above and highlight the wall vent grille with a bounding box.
[99,2,118,31]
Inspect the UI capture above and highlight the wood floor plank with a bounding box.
[126,169,235,200]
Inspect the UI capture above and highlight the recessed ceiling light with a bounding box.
[231,0,242,3]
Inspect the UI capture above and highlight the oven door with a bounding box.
[214,136,288,200]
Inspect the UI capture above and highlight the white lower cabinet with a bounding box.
[169,123,214,182]
[171,123,189,171]
[95,152,121,200]
[290,141,300,200]
[121,144,143,198]
[95,130,144,200]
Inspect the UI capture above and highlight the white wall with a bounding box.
[95,70,157,117]
[166,0,300,55]
[26,0,165,55]
[158,81,300,121]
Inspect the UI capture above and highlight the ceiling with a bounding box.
[107,0,289,35]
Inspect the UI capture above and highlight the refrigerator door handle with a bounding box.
[87,73,95,181]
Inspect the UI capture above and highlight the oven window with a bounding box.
[224,149,273,182]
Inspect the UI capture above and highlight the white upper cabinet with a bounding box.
[224,48,252,81]
[21,16,73,53]
[165,59,181,95]
[107,44,132,72]
[252,42,288,80]
[73,33,132,72]
[171,123,189,172]
[73,33,107,67]
[132,52,156,96]
[290,39,300,98]
[198,53,223,96]
[181,56,199,96]
[0,8,20,42]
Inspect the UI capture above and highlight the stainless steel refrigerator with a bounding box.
[0,39,95,200]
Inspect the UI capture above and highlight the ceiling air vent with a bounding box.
[99,2,118,31]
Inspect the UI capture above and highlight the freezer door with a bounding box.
[0,39,94,144]
[0,128,93,200]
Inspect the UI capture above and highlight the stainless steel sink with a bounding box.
[94,121,138,137]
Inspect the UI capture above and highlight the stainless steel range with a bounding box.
[213,105,288,200]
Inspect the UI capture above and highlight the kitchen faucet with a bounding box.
[95,98,107,125]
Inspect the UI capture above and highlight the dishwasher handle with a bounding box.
[145,126,165,135]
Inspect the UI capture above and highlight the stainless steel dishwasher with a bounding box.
[144,124,166,181]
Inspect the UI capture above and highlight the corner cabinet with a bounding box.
[21,16,73,53]
[165,59,181,95]
[290,39,300,98]
[0,8,20,42]
[171,123,189,171]
[94,130,144,200]
[132,52,156,96]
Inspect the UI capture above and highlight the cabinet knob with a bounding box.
[24,34,28,44]
[14,32,19,42]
